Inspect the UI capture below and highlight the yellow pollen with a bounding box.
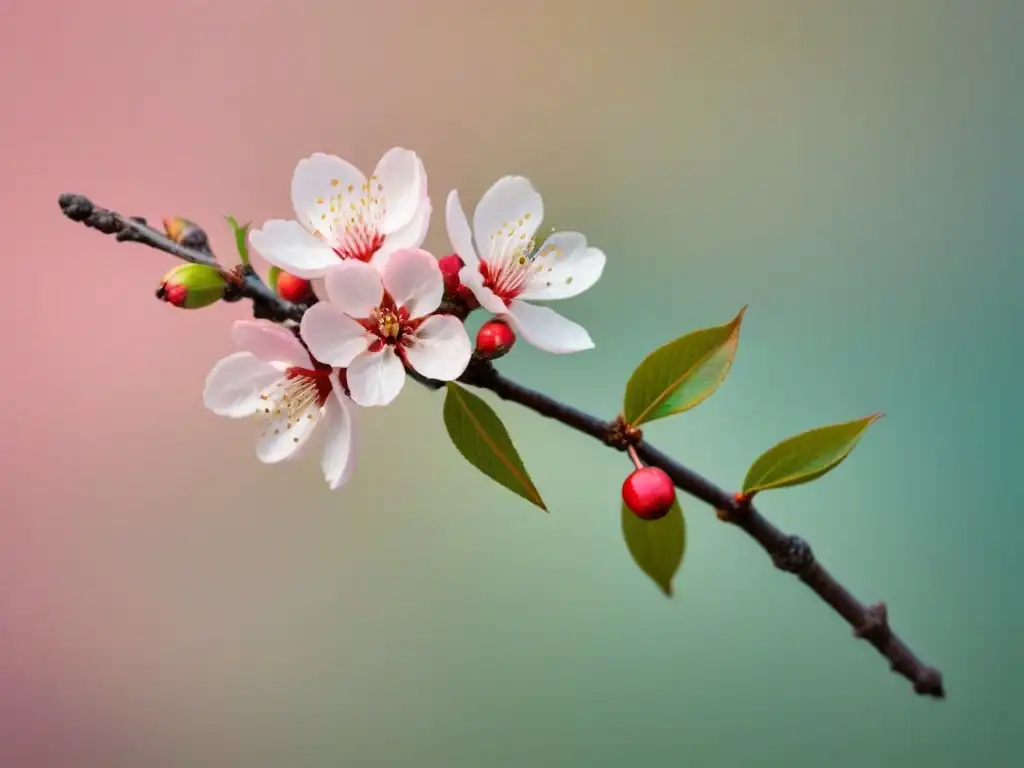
[374,309,402,339]
[252,376,320,439]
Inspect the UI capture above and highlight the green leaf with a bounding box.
[224,215,251,266]
[621,498,686,597]
[623,307,746,426]
[742,414,883,495]
[442,383,547,511]
[266,266,282,293]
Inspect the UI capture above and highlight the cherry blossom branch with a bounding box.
[58,194,303,323]
[58,192,946,700]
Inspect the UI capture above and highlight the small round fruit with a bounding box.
[622,467,676,520]
[276,272,313,303]
[475,319,516,360]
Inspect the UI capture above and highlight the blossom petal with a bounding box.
[310,277,329,301]
[382,249,443,319]
[506,299,594,354]
[203,352,283,418]
[405,315,472,381]
[299,302,371,367]
[319,376,357,490]
[291,152,365,232]
[346,348,406,407]
[519,233,606,302]
[445,189,478,266]
[373,147,423,235]
[322,260,384,318]
[472,176,543,262]
[458,265,507,315]
[250,219,339,280]
[372,197,432,271]
[232,320,312,367]
[255,404,321,464]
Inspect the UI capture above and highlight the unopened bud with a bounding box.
[156,263,228,309]
[163,217,209,249]
[438,253,464,295]
[437,253,480,310]
[475,319,516,360]
[276,271,313,303]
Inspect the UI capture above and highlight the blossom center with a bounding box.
[310,175,388,263]
[375,308,403,340]
[253,366,333,441]
[481,233,561,305]
[362,298,421,352]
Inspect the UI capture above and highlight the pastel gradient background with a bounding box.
[2,0,1020,765]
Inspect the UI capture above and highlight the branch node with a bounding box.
[604,415,642,450]
[771,535,815,574]
[853,602,891,643]
[115,217,147,243]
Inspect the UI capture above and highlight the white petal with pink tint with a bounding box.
[405,315,472,381]
[255,404,321,464]
[299,303,371,368]
[291,153,365,232]
[320,378,357,490]
[458,265,507,315]
[346,347,406,407]
[445,190,478,266]
[203,352,284,418]
[382,249,444,319]
[506,300,594,354]
[249,219,339,279]
[519,233,606,302]
[373,147,424,234]
[232,320,312,368]
[323,261,384,318]
[472,176,543,258]
[372,198,432,271]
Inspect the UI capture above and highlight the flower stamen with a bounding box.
[482,224,562,304]
[309,175,388,263]
[252,368,332,439]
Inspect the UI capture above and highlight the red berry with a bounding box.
[475,319,516,360]
[622,467,676,520]
[277,272,312,303]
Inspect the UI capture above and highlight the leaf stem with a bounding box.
[59,192,946,700]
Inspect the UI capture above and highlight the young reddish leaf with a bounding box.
[623,307,745,427]
[621,497,686,597]
[742,414,883,495]
[443,383,547,511]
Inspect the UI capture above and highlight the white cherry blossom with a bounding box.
[300,249,472,407]
[445,175,605,354]
[203,320,357,490]
[249,148,430,279]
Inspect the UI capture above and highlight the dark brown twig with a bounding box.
[456,360,945,699]
[59,194,303,323]
[59,193,945,699]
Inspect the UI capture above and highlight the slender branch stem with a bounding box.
[59,192,946,700]
[457,360,945,698]
[58,194,303,323]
